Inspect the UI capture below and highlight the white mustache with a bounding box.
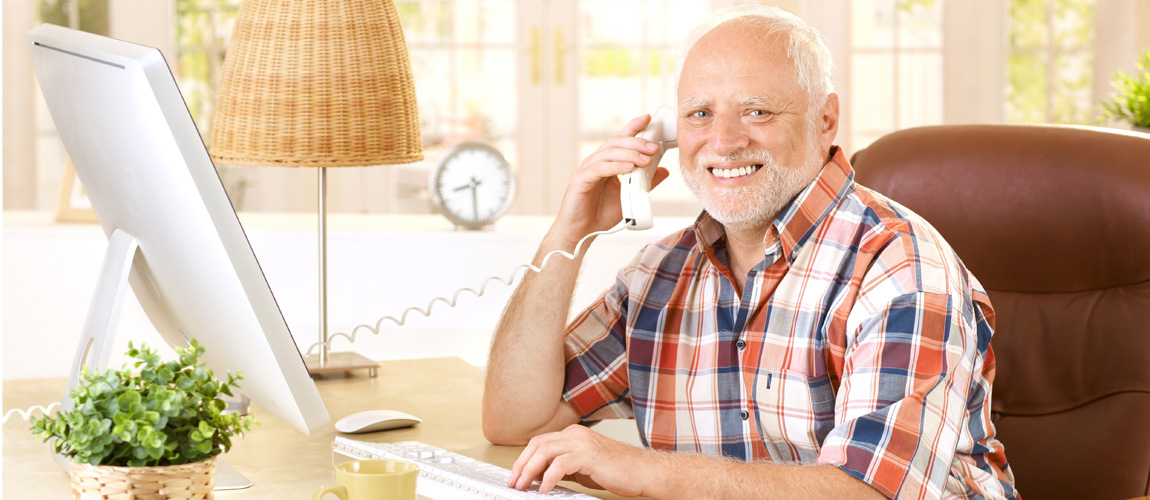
[695,149,775,168]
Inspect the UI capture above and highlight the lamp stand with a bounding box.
[304,167,379,377]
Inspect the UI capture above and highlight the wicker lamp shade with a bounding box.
[209,0,422,168]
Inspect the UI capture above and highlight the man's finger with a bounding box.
[602,135,660,153]
[508,439,541,487]
[618,114,653,137]
[515,442,562,491]
[539,454,577,494]
[590,150,651,173]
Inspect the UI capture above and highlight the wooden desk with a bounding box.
[3,357,626,499]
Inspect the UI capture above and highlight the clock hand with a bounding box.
[470,177,479,222]
[453,178,483,192]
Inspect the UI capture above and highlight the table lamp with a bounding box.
[210,0,422,376]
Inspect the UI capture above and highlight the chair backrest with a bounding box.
[850,124,1150,500]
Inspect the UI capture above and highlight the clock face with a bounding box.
[430,142,516,229]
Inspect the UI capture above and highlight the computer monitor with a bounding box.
[26,24,330,436]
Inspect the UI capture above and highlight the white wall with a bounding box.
[3,212,698,380]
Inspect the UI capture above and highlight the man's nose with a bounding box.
[710,114,750,155]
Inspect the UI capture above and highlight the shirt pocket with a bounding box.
[752,370,836,464]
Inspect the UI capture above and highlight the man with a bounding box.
[483,5,1018,500]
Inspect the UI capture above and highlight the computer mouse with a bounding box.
[335,409,422,434]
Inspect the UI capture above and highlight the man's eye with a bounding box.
[749,109,771,117]
[689,110,710,119]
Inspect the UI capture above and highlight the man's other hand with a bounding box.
[504,424,891,500]
[508,424,651,497]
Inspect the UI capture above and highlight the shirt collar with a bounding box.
[693,146,856,265]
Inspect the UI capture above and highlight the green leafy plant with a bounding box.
[30,339,254,467]
[1100,50,1150,128]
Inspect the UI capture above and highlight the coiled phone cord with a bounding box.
[301,222,628,356]
[2,403,60,424]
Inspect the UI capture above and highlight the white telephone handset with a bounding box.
[620,107,677,230]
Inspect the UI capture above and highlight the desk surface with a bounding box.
[3,357,628,499]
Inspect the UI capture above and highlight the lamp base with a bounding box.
[304,351,379,378]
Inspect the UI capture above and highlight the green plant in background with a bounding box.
[1099,50,1150,128]
[30,340,254,467]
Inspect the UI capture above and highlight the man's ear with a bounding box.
[819,92,840,153]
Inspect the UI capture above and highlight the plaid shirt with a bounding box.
[561,147,1018,500]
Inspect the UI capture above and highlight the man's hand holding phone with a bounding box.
[550,114,672,249]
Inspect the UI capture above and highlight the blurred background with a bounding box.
[6,0,1149,220]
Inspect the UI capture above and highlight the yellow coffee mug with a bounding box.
[313,459,419,500]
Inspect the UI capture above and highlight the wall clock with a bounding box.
[429,141,517,229]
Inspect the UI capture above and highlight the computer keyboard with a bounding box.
[332,437,602,500]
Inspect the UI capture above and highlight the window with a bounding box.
[396,0,520,172]
[849,0,945,151]
[37,0,108,34]
[1005,0,1095,124]
[174,0,242,140]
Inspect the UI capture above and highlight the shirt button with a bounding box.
[736,339,746,350]
[739,410,749,420]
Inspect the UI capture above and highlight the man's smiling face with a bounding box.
[676,20,829,231]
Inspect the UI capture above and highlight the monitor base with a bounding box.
[214,459,253,490]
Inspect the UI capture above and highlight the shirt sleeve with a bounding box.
[560,252,641,422]
[816,241,995,499]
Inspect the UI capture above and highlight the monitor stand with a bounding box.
[53,228,252,490]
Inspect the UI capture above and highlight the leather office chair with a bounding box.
[850,125,1150,500]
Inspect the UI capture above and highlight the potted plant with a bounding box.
[30,339,254,500]
[1100,49,1150,133]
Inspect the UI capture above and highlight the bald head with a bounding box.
[673,5,835,113]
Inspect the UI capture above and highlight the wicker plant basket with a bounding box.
[70,456,217,500]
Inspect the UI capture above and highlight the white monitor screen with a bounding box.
[27,23,330,434]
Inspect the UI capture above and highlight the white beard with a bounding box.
[681,131,826,232]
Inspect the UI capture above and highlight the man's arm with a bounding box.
[481,231,586,445]
[482,115,669,445]
[508,425,888,500]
